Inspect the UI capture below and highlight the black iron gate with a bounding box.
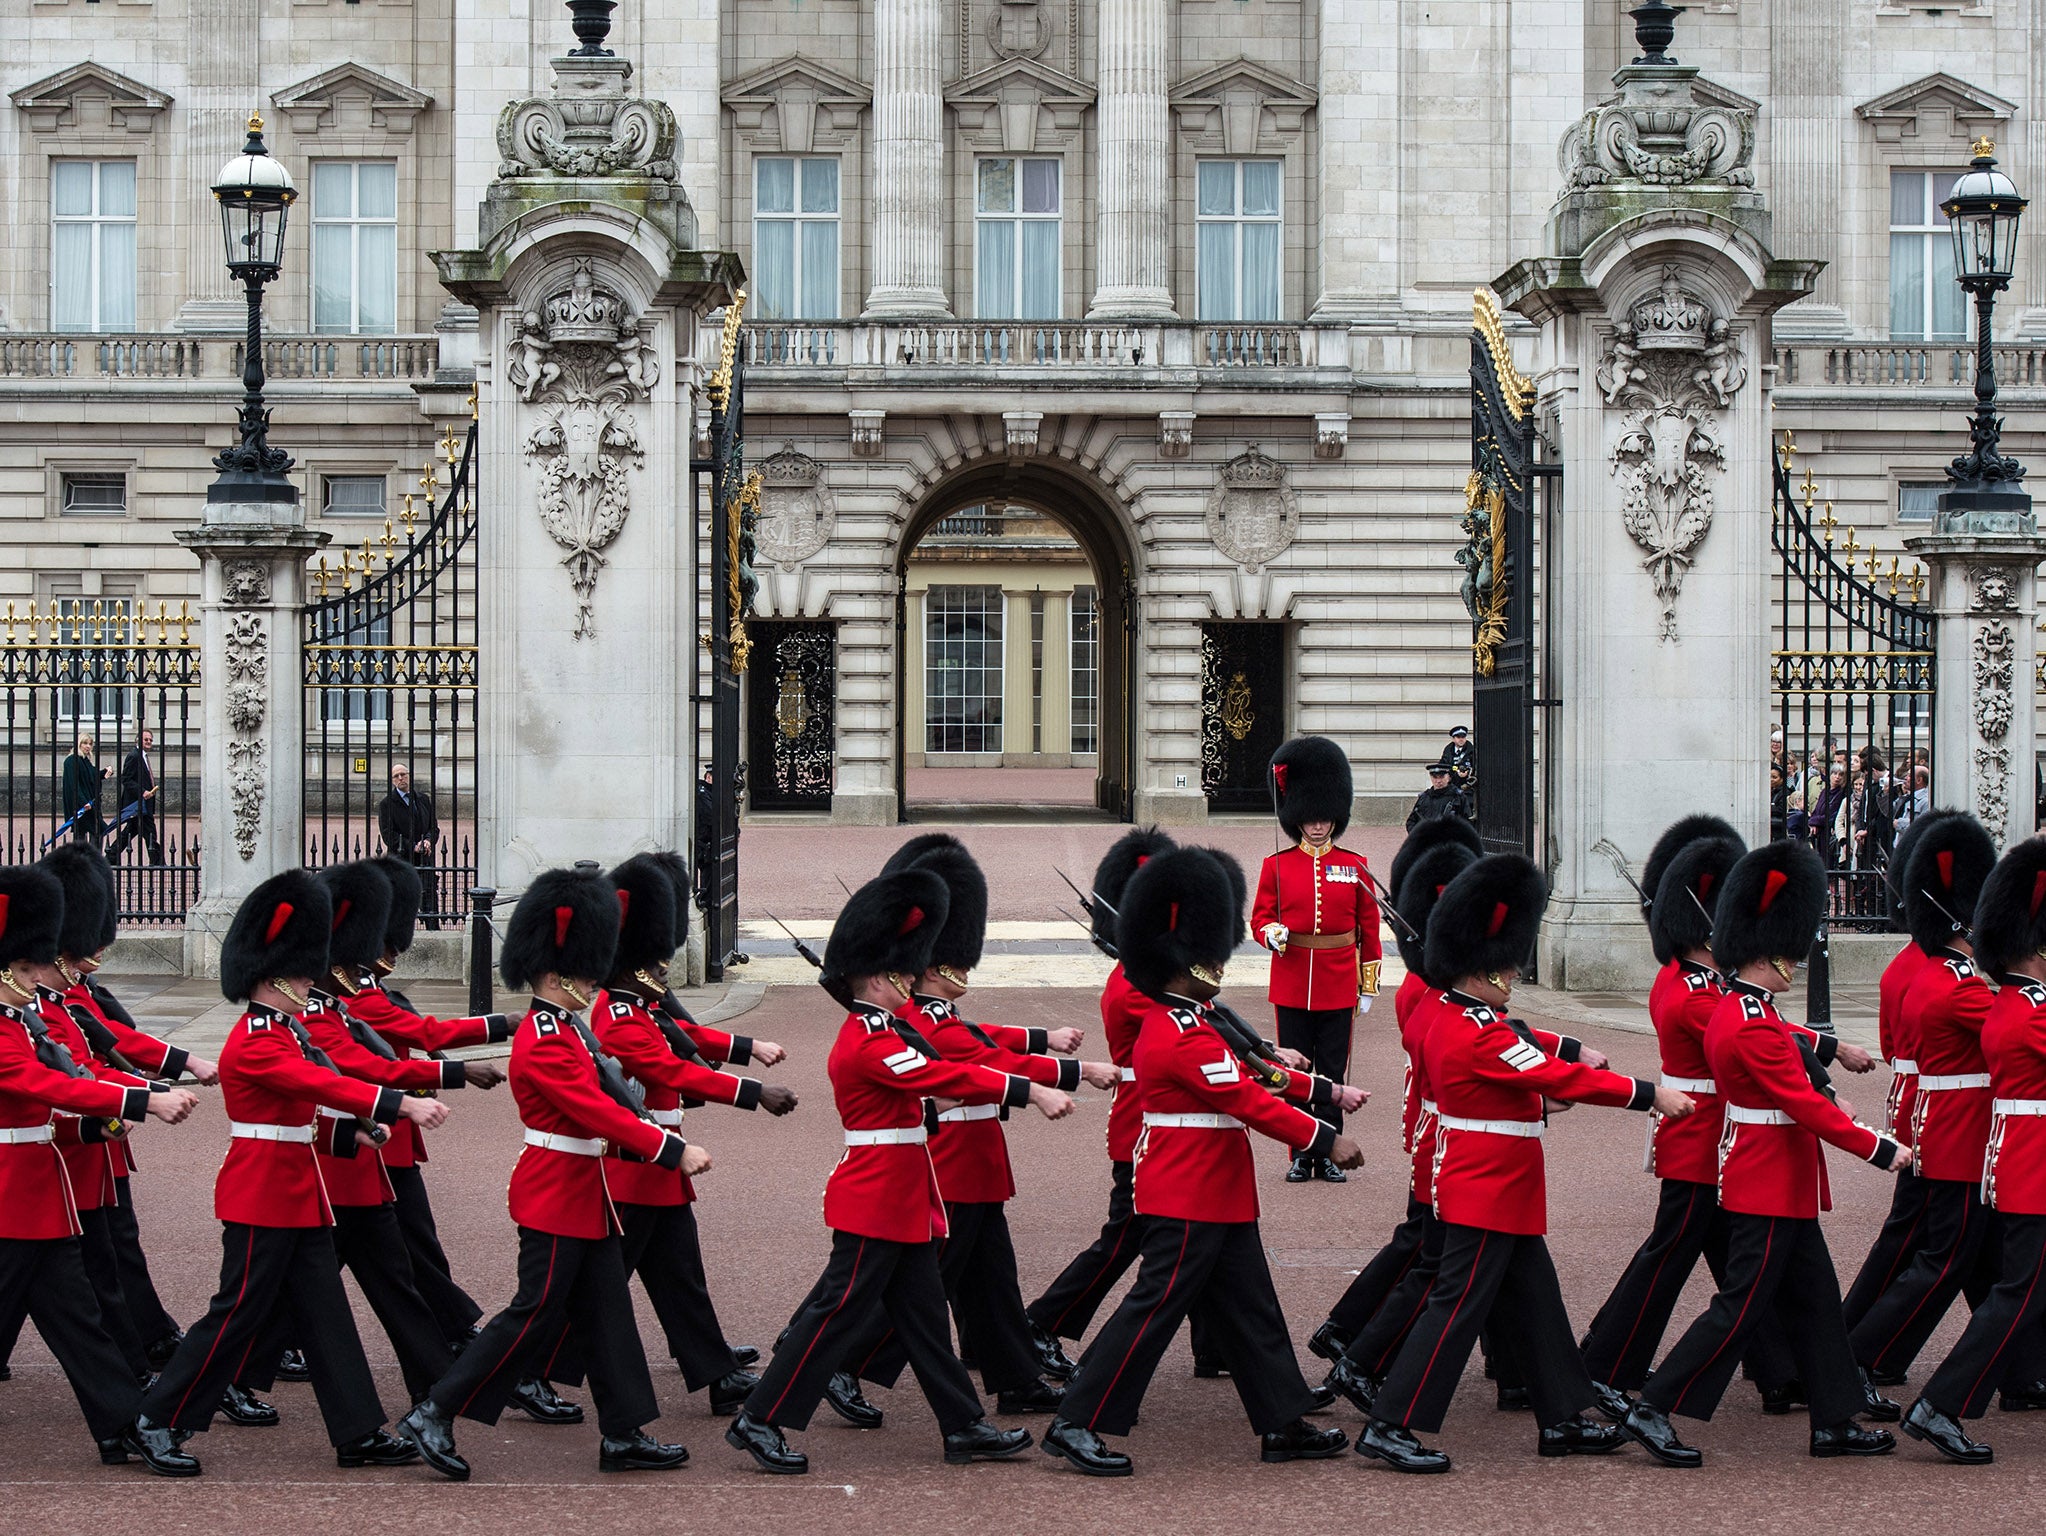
[1463,291,1543,857]
[747,620,835,811]
[1199,621,1286,811]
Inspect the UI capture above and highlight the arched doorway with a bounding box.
[894,462,1137,821]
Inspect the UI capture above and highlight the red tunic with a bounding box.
[1906,951,1994,1183]
[297,991,459,1208]
[1252,844,1383,1012]
[1983,978,2046,1216]
[592,988,760,1208]
[1394,971,1431,1157]
[1708,983,1895,1219]
[1400,986,1449,1204]
[1647,960,1728,1185]
[34,988,146,1212]
[337,978,509,1168]
[0,999,148,1240]
[1102,964,1148,1164]
[59,980,180,1178]
[1879,941,1932,1145]
[906,993,1078,1205]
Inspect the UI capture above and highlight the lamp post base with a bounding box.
[1937,482,2034,537]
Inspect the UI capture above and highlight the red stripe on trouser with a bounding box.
[1960,1230,2046,1412]
[1670,1218,1774,1415]
[1399,1230,1488,1416]
[1086,1221,1191,1433]
[766,1237,868,1425]
[173,1226,258,1424]
[1871,1204,1925,1298]
[1049,1219,1132,1334]
[1870,1190,1972,1370]
[1367,1268,1438,1377]
[458,1236,559,1418]
[1609,1184,1704,1377]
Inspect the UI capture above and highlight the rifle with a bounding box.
[765,911,826,970]
[1358,868,1420,942]
[1591,838,1653,908]
[1056,904,1117,959]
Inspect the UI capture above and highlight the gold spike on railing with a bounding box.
[381,518,398,562]
[315,557,332,600]
[338,549,355,592]
[3,602,16,644]
[400,493,419,539]
[1816,502,1838,543]
[176,601,191,643]
[1801,465,1818,513]
[1779,429,1798,474]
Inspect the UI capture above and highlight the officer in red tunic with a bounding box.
[1253,735,1382,1182]
[399,866,703,1480]
[1358,855,1677,1473]
[726,866,1065,1475]
[1626,841,1909,1468]
[1043,845,1363,1477]
[138,869,442,1473]
[0,864,198,1475]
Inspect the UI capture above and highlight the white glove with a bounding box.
[1262,923,1290,952]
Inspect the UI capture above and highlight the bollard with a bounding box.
[468,887,496,1016]
[1804,919,1832,1034]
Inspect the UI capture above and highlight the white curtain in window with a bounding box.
[755,220,795,320]
[358,223,396,333]
[1889,232,1925,341]
[1021,221,1059,320]
[98,219,137,330]
[314,224,354,333]
[979,221,1017,320]
[799,221,837,320]
[1242,223,1280,321]
[1931,238,1965,341]
[1197,223,1234,320]
[52,222,92,331]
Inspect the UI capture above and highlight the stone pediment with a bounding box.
[723,55,871,110]
[946,57,1095,109]
[272,63,432,136]
[1857,73,2015,145]
[723,55,870,153]
[1169,58,1314,152]
[1170,58,1316,110]
[10,62,171,134]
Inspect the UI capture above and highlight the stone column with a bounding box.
[174,509,329,975]
[863,0,951,318]
[1087,0,1176,319]
[1310,0,1398,319]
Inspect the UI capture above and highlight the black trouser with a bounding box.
[1850,1176,1997,1378]
[428,1227,657,1439]
[386,1163,482,1342]
[1641,1212,1862,1429]
[1923,1213,2046,1419]
[1842,1168,1931,1330]
[1057,1217,1315,1438]
[0,1234,144,1441]
[619,1201,741,1391]
[1371,1225,1587,1434]
[1326,1195,1428,1342]
[106,1176,180,1346]
[0,1201,147,1377]
[1336,1209,1517,1393]
[106,811,162,864]
[330,1202,455,1404]
[141,1223,386,1446]
[849,1201,1041,1395]
[745,1230,983,1435]
[1273,1005,1353,1134]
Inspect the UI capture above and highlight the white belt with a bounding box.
[844,1126,928,1146]
[1142,1112,1243,1130]
[524,1129,604,1157]
[1435,1114,1543,1138]
[1918,1073,1991,1091]
[1993,1099,2046,1116]
[1724,1106,1793,1126]
[0,1124,55,1145]
[1661,1074,1716,1094]
[936,1104,1002,1124]
[1119,1066,1138,1082]
[318,1106,352,1120]
[230,1121,316,1143]
[1891,1058,1920,1075]
[646,1108,685,1126]
[1420,1099,1439,1117]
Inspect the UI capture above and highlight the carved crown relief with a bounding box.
[754,445,837,571]
[1205,447,1298,574]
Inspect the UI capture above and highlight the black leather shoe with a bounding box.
[1759,1379,1807,1416]
[511,1377,584,1424]
[1868,1365,1908,1387]
[337,1430,420,1468]
[275,1349,309,1382]
[395,1401,469,1482]
[599,1429,688,1472]
[1261,1417,1348,1462]
[708,1369,758,1416]
[1285,1156,1315,1183]
[1041,1417,1131,1476]
[1193,1356,1229,1379]
[218,1383,279,1427]
[1495,1384,1532,1412]
[1539,1417,1628,1457]
[996,1378,1063,1414]
[1622,1403,1702,1468]
[1316,1158,1348,1184]
[1812,1421,1896,1457]
[1302,1380,1337,1413]
[1324,1357,1379,1415]
[727,1412,807,1474]
[1307,1320,1349,1364]
[1998,1380,2046,1411]
[1028,1320,1077,1380]
[729,1344,760,1368]
[824,1371,882,1428]
[943,1418,1033,1463]
[1589,1381,1632,1425]
[1354,1418,1450,1473]
[97,1436,129,1465]
[1903,1397,1992,1463]
[125,1417,202,1478]
[1859,1370,1902,1422]
[145,1330,185,1369]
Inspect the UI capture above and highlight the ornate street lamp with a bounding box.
[208,112,299,504]
[1938,137,2031,530]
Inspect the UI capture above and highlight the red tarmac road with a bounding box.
[1,983,2031,1534]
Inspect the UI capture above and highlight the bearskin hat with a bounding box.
[1902,811,1998,953]
[881,833,988,974]
[41,843,110,959]
[1639,815,1744,928]
[499,867,620,990]
[320,861,395,975]
[1886,808,1961,930]
[1270,736,1355,842]
[608,853,681,976]
[1116,846,1246,999]
[374,856,424,957]
[221,869,332,1002]
[819,868,952,1007]
[1389,813,1483,905]
[96,859,120,953]
[1394,842,1479,983]
[1424,854,1548,985]
[645,850,694,951]
[0,864,64,968]
[1091,827,1175,948]
[1649,836,1744,966]
[1972,837,2046,979]
[1711,841,1826,975]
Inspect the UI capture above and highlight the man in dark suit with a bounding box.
[377,764,440,930]
[60,734,106,845]
[107,729,165,865]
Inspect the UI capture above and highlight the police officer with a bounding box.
[1442,726,1476,791]
[1405,762,1468,832]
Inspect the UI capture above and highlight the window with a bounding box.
[975,158,1061,320]
[315,610,393,724]
[1890,170,1967,342]
[61,472,127,516]
[52,161,136,331]
[753,158,840,321]
[924,585,1004,754]
[1070,584,1098,756]
[1197,160,1281,322]
[1897,481,1943,524]
[52,596,137,723]
[312,162,397,335]
[323,475,388,519]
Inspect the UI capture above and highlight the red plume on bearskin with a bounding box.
[882,833,989,973]
[1901,812,1997,954]
[221,869,332,1002]
[1092,827,1176,950]
[608,853,681,976]
[319,861,395,974]
[1639,815,1744,929]
[1268,736,1354,842]
[819,867,953,1009]
[1117,846,1246,1000]
[0,865,63,968]
[1424,855,1547,985]
[1710,841,1825,975]
[500,867,620,990]
[1389,813,1482,904]
[1392,841,1478,983]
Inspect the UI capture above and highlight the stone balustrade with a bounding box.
[1773,340,2046,392]
[744,320,1330,377]
[0,333,440,384]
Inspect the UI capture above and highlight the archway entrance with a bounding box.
[895,463,1136,822]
